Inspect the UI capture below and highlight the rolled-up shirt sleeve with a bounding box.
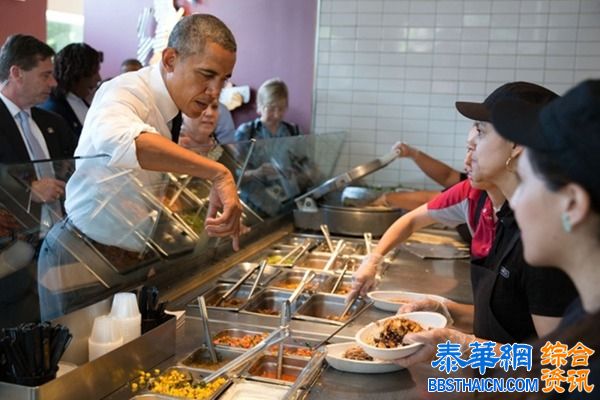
[86,86,160,169]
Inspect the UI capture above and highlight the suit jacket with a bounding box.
[40,92,83,139]
[0,98,77,164]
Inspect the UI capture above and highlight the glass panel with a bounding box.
[0,131,347,323]
[226,132,346,217]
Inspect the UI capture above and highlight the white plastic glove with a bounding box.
[348,253,383,301]
[397,298,454,326]
[393,327,476,368]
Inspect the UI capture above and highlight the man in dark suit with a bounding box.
[0,34,76,203]
[0,34,76,327]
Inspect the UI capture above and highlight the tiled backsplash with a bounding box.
[313,0,600,189]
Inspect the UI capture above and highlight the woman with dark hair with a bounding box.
[40,42,102,139]
[353,82,578,367]
[487,79,600,398]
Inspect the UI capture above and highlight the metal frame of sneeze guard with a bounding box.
[0,297,176,400]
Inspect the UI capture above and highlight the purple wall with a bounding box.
[84,0,148,80]
[84,0,318,134]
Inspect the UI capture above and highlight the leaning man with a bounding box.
[38,14,243,318]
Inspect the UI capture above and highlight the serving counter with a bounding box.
[102,222,472,400]
[1,132,472,399]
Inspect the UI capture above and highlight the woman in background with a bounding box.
[40,43,102,139]
[234,77,300,141]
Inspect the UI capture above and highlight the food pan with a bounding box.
[211,328,269,350]
[241,289,310,318]
[218,379,290,400]
[294,254,345,271]
[219,262,281,286]
[245,355,308,386]
[268,270,335,293]
[131,367,230,400]
[321,275,353,295]
[178,346,243,372]
[294,293,370,325]
[251,249,303,267]
[199,283,261,311]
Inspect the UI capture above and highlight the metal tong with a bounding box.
[278,238,314,266]
[311,298,373,349]
[330,258,354,294]
[288,270,316,305]
[276,300,292,380]
[322,240,345,272]
[202,326,290,384]
[339,291,360,321]
[320,224,334,252]
[197,296,218,364]
[247,260,268,300]
[215,263,261,306]
[363,232,373,255]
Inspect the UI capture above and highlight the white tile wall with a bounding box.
[313,0,600,189]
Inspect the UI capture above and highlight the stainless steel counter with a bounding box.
[105,225,472,400]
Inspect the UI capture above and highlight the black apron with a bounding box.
[471,232,521,344]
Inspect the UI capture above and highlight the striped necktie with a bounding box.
[16,110,63,227]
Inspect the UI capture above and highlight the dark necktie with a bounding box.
[170,111,182,143]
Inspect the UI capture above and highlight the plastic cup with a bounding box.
[110,292,140,319]
[110,292,141,343]
[88,315,123,361]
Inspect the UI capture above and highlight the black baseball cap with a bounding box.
[491,80,600,153]
[455,81,559,122]
[491,80,600,201]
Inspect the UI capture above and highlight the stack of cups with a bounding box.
[88,315,123,361]
[110,292,142,344]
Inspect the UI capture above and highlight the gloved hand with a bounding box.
[393,328,476,368]
[392,141,419,159]
[398,298,454,326]
[348,253,384,301]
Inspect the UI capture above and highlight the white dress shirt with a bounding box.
[65,65,179,251]
[0,92,51,159]
[65,92,89,126]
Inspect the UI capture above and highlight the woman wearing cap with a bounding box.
[489,80,600,396]
[352,82,578,365]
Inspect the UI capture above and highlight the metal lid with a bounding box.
[294,151,398,207]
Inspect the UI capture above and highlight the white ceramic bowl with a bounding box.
[367,290,448,313]
[326,342,403,374]
[355,312,447,361]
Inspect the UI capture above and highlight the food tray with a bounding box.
[241,289,310,318]
[219,262,281,287]
[199,283,261,311]
[268,270,335,293]
[211,328,269,350]
[178,346,243,372]
[245,355,308,386]
[294,293,370,326]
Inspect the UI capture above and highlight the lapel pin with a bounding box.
[47,127,55,134]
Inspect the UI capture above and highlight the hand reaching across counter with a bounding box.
[205,168,244,251]
[347,253,384,300]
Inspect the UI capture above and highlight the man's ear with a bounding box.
[8,65,23,82]
[162,48,178,73]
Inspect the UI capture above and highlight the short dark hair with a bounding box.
[167,14,236,58]
[53,42,102,94]
[121,58,142,69]
[0,34,55,82]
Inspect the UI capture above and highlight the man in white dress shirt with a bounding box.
[37,14,243,318]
